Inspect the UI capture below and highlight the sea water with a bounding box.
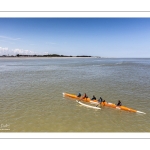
[0,57,150,132]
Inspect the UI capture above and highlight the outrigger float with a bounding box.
[76,100,101,110]
[63,92,146,114]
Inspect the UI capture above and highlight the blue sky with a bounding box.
[0,18,150,58]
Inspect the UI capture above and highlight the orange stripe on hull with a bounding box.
[101,102,137,113]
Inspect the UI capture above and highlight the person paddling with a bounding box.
[96,97,103,107]
[116,100,122,106]
[77,92,81,97]
[91,95,96,100]
[82,93,88,99]
[100,99,106,106]
[98,97,103,103]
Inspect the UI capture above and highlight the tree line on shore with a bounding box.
[0,54,92,57]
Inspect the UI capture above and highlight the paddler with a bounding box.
[77,92,81,97]
[98,97,103,103]
[100,100,106,106]
[91,95,96,100]
[82,93,88,99]
[116,100,122,106]
[96,98,105,107]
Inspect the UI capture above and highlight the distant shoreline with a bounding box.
[0,55,101,59]
[0,54,96,58]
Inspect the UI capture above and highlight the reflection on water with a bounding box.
[0,58,150,132]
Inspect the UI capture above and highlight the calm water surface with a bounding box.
[0,57,150,132]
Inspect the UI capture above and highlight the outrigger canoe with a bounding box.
[63,92,146,114]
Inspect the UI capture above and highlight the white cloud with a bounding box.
[44,52,49,54]
[0,36,21,41]
[0,47,8,51]
[0,47,9,55]
[13,49,35,55]
[0,47,36,56]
